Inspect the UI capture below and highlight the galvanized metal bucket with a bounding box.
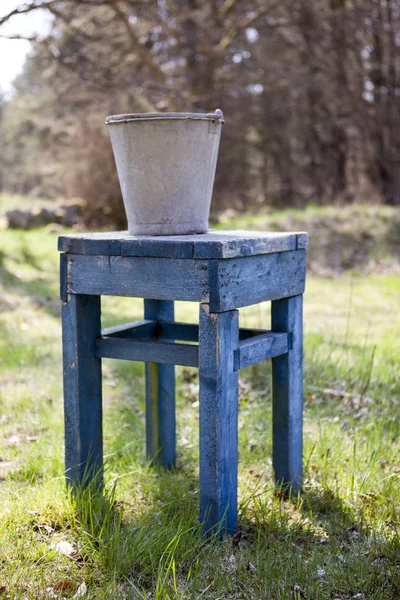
[106,109,224,236]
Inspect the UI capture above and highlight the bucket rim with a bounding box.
[106,108,224,125]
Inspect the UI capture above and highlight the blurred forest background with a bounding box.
[1,0,400,227]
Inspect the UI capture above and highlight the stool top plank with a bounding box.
[58,230,308,259]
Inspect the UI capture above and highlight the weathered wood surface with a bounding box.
[58,230,308,259]
[64,250,305,310]
[208,250,306,311]
[234,332,289,370]
[199,304,239,536]
[58,231,128,256]
[295,233,308,250]
[144,300,176,469]
[193,231,307,258]
[271,295,303,494]
[67,254,210,302]
[98,323,290,373]
[62,294,103,487]
[95,336,198,367]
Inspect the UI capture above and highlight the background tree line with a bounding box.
[1,0,400,227]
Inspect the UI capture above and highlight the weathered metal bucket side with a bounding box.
[106,109,224,236]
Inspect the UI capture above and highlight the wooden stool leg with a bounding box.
[271,295,303,494]
[144,299,175,468]
[62,294,103,488]
[199,304,239,536]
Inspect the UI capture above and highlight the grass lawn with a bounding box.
[0,207,400,599]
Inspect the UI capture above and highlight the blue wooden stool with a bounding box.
[58,230,308,535]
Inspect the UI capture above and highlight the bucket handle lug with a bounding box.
[208,109,224,133]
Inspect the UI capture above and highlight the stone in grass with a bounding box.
[51,540,75,556]
[73,582,87,598]
[5,200,84,229]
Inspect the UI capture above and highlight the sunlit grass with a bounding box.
[0,215,400,598]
